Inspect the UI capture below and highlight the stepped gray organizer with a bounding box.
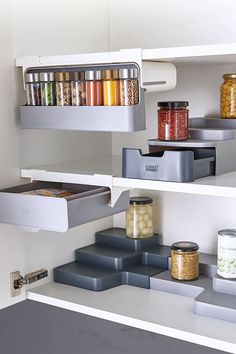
[54,228,236,324]
[20,89,146,132]
[0,182,129,232]
[54,227,170,291]
[122,148,215,182]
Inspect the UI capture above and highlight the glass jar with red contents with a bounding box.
[85,70,103,106]
[158,101,189,141]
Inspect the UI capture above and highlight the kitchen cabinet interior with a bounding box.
[3,42,236,353]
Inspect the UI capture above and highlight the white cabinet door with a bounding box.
[109,0,236,50]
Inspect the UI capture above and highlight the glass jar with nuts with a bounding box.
[171,241,199,281]
[126,197,153,239]
[220,73,236,118]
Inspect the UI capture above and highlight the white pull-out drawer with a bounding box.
[0,181,129,232]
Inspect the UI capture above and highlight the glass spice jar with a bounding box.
[171,241,199,281]
[25,73,41,106]
[39,72,55,106]
[126,197,153,239]
[220,74,236,118]
[85,70,103,106]
[119,68,139,106]
[158,101,189,141]
[55,72,71,106]
[70,72,86,106]
[102,69,120,106]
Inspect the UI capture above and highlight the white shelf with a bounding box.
[143,42,236,64]
[21,157,236,199]
[27,282,236,353]
[114,172,236,198]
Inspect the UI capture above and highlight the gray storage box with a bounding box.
[20,89,145,133]
[122,148,215,182]
[0,181,129,232]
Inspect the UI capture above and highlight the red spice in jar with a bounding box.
[158,101,189,141]
[85,70,103,106]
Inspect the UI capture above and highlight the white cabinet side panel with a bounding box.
[0,0,25,308]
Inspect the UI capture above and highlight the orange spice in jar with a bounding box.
[102,69,120,106]
[171,241,199,281]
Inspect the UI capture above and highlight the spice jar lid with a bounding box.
[39,72,55,82]
[85,70,102,80]
[55,72,70,81]
[218,229,236,238]
[157,101,189,108]
[119,68,138,79]
[223,73,236,79]
[171,241,199,252]
[102,69,119,80]
[69,72,80,81]
[129,196,153,205]
[25,73,40,83]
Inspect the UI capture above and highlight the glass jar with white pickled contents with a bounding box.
[126,197,153,239]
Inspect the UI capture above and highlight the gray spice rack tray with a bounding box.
[54,228,170,291]
[20,89,145,133]
[54,228,236,324]
[122,148,215,182]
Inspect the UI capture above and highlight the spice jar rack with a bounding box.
[17,48,176,132]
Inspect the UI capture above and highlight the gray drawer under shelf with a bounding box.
[122,148,215,182]
[0,181,129,232]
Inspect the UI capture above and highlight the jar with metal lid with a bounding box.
[119,68,139,106]
[158,101,189,141]
[171,241,199,281]
[220,74,236,118]
[70,72,86,106]
[85,70,103,106]
[55,72,71,106]
[102,69,120,106]
[25,73,41,106]
[217,229,236,278]
[39,72,55,106]
[126,197,153,239]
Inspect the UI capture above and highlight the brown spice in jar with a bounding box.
[171,241,199,281]
[120,79,139,106]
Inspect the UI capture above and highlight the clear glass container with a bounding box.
[158,101,189,141]
[25,73,41,106]
[220,74,236,118]
[39,72,55,106]
[119,68,139,106]
[217,229,236,278]
[70,72,86,106]
[55,72,71,106]
[102,69,120,106]
[85,70,103,106]
[171,241,199,281]
[126,197,153,239]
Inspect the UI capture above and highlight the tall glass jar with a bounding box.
[39,72,55,106]
[70,72,86,106]
[158,101,189,141]
[55,72,71,106]
[171,241,199,281]
[126,197,153,239]
[102,69,120,106]
[25,73,41,106]
[85,70,103,106]
[220,74,236,118]
[119,68,139,106]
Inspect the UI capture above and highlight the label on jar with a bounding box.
[217,234,236,278]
